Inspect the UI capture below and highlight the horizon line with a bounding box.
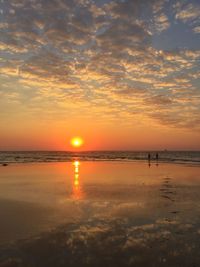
[0,149,200,152]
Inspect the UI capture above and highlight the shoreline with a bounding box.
[1,159,200,167]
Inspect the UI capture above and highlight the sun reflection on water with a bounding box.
[72,160,83,200]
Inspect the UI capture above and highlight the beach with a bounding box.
[1,0,200,265]
[0,160,200,267]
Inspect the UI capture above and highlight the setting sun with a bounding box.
[70,137,84,148]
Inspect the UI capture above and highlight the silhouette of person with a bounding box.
[148,153,151,167]
[155,153,159,166]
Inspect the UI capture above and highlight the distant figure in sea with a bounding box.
[156,153,159,166]
[148,153,151,167]
[156,153,159,161]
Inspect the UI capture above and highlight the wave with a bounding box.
[0,151,200,164]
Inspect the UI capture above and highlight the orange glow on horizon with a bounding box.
[70,137,84,148]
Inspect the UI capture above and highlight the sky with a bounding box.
[0,0,200,151]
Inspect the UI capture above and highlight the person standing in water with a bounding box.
[156,153,159,161]
[148,153,151,167]
[156,153,159,166]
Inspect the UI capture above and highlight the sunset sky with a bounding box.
[0,0,200,150]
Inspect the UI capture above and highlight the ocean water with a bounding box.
[0,150,200,164]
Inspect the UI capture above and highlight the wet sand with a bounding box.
[0,161,200,267]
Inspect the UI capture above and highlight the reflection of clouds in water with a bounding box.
[1,216,200,267]
[67,224,110,248]
[66,218,199,267]
[2,166,200,266]
[110,202,145,216]
[156,219,179,225]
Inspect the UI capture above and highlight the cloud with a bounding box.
[193,26,200,34]
[174,3,200,23]
[0,0,200,130]
[173,1,200,37]
[146,95,173,106]
[153,13,170,33]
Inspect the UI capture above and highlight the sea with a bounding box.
[0,151,200,164]
[0,152,200,266]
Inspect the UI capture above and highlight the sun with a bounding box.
[71,137,84,148]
